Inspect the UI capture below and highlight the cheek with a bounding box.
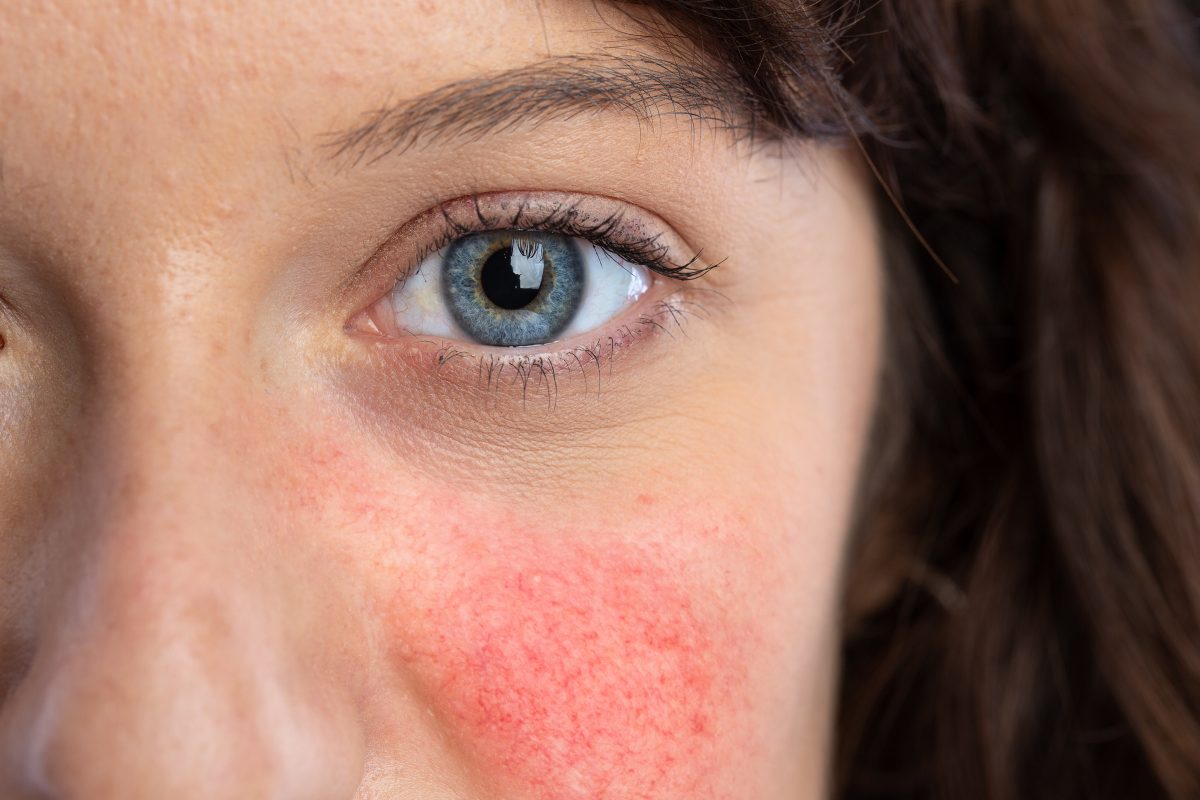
[275,426,807,800]
[391,532,762,799]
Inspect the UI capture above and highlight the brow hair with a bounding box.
[320,52,821,169]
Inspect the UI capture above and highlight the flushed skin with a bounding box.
[0,2,881,798]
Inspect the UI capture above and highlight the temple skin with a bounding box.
[0,1,882,798]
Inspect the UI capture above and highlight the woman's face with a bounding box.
[0,2,882,797]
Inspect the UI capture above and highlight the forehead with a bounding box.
[0,1,620,225]
[2,0,604,124]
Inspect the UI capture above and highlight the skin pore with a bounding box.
[0,1,882,798]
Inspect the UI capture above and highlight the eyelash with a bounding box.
[413,195,722,284]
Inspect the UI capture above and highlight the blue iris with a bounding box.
[443,231,585,347]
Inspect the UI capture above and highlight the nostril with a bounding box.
[0,657,58,800]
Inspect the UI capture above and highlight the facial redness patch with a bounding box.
[391,533,763,800]
[277,426,788,799]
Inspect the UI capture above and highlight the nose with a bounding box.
[0,390,365,799]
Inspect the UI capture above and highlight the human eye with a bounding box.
[350,192,718,365]
[364,227,654,347]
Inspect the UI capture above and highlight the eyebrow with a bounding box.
[320,53,773,169]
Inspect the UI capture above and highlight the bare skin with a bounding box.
[0,2,882,798]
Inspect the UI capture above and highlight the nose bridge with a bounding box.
[96,353,250,552]
[0,352,363,798]
[71,345,255,610]
[79,246,268,572]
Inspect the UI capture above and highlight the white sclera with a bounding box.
[388,250,458,338]
[558,243,650,338]
[389,239,651,345]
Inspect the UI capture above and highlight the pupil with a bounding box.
[480,245,541,310]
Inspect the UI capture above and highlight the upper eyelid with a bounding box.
[339,191,722,323]
[403,193,721,285]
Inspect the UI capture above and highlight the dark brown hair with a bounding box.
[632,1,1200,797]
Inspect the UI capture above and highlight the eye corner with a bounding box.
[349,293,399,339]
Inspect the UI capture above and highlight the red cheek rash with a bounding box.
[393,536,762,800]
[275,428,778,797]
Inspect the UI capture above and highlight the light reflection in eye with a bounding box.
[373,230,650,348]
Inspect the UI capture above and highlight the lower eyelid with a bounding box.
[352,284,723,408]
